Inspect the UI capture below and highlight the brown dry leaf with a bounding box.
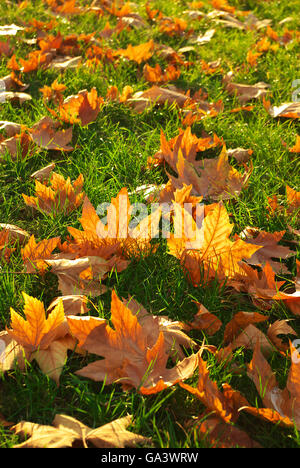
[0,91,32,105]
[267,320,296,352]
[186,302,222,335]
[227,147,253,163]
[121,296,197,360]
[239,341,300,429]
[0,132,34,161]
[30,162,56,181]
[44,256,111,296]
[49,88,104,126]
[12,414,151,448]
[167,202,261,284]
[180,353,247,423]
[218,323,276,362]
[47,295,88,316]
[30,117,73,151]
[238,227,294,273]
[67,290,199,393]
[129,85,189,112]
[0,330,28,372]
[223,72,270,104]
[193,416,261,448]
[224,311,269,344]
[228,262,289,310]
[0,223,29,244]
[264,98,300,119]
[0,121,22,137]
[48,55,81,70]
[23,172,84,215]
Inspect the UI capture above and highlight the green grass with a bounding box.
[0,0,299,448]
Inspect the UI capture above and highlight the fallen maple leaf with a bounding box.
[30,116,73,151]
[22,172,84,215]
[263,98,300,119]
[12,414,151,448]
[168,201,261,283]
[116,39,154,64]
[223,72,270,104]
[65,188,161,260]
[237,227,294,273]
[67,290,199,393]
[7,292,66,352]
[21,234,61,274]
[143,63,181,84]
[239,340,300,429]
[6,292,80,383]
[165,144,252,201]
[223,311,269,344]
[49,88,104,126]
[186,302,222,336]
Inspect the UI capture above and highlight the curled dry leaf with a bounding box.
[0,91,32,105]
[12,414,151,448]
[0,121,22,137]
[238,227,295,273]
[238,341,300,429]
[30,162,56,181]
[45,256,111,296]
[30,116,73,151]
[227,147,253,163]
[47,295,88,316]
[223,72,270,104]
[186,302,222,336]
[264,98,300,119]
[0,330,29,372]
[129,85,189,112]
[0,223,29,244]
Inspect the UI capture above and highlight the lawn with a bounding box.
[0,0,299,448]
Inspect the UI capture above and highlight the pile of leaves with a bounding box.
[0,0,299,449]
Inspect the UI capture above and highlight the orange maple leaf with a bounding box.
[168,202,261,283]
[67,290,199,393]
[116,39,154,64]
[7,293,66,352]
[22,172,84,215]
